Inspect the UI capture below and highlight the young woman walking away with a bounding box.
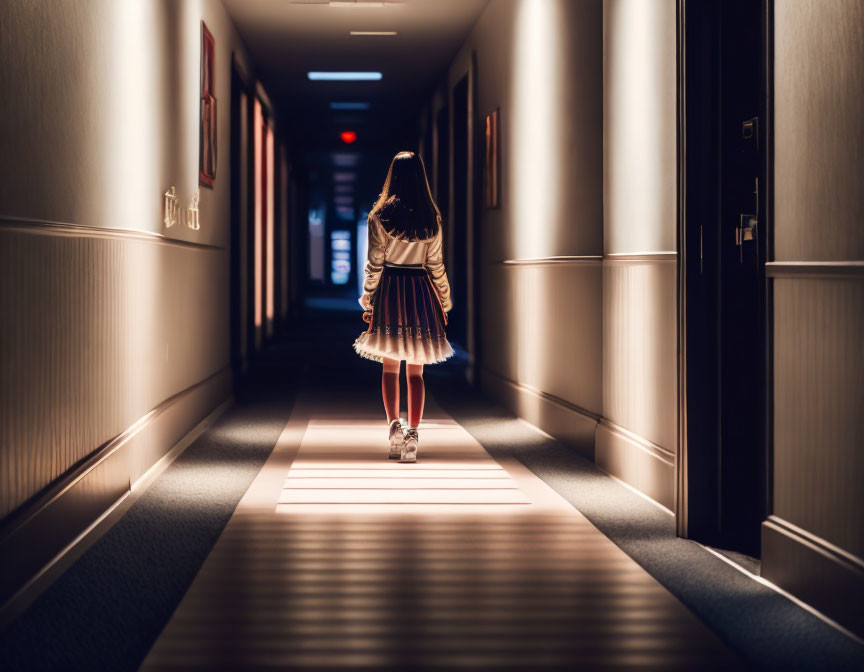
[353,151,453,463]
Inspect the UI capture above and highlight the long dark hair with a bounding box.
[371,151,441,241]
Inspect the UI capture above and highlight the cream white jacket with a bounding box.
[358,211,452,313]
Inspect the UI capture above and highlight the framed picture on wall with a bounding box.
[199,21,217,188]
[484,107,500,209]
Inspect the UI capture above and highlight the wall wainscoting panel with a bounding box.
[0,223,230,519]
[770,0,864,636]
[762,516,864,639]
[774,0,864,262]
[765,276,864,636]
[0,369,231,612]
[595,419,675,511]
[480,261,603,418]
[772,277,864,558]
[479,367,598,459]
[602,257,677,457]
[479,257,678,510]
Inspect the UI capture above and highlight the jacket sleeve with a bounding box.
[425,221,452,312]
[359,212,388,310]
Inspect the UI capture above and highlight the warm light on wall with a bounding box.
[509,0,564,259]
[103,0,165,422]
[604,0,677,253]
[104,0,163,235]
[505,0,579,400]
[501,0,602,404]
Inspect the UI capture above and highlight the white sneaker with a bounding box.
[400,428,419,463]
[388,419,405,460]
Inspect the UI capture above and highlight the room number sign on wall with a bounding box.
[163,187,200,230]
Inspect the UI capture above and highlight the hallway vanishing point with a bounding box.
[3,1,864,668]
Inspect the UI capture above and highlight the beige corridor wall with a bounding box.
[0,0,250,520]
[424,0,678,498]
[599,0,678,509]
[434,0,604,456]
[764,0,864,636]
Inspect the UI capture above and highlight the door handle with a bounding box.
[742,116,759,150]
[736,213,757,245]
[736,177,759,263]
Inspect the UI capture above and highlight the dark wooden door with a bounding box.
[682,0,768,556]
[450,76,469,349]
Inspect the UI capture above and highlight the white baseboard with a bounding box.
[762,515,864,639]
[479,367,598,460]
[478,367,676,512]
[594,419,675,511]
[0,369,232,625]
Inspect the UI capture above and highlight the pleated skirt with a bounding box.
[353,265,454,365]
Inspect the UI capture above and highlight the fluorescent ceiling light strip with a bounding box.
[308,71,382,81]
[330,101,371,110]
[350,31,397,35]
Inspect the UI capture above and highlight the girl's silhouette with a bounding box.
[353,151,453,463]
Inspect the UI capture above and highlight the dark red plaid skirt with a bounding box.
[353,264,454,365]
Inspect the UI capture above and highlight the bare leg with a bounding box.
[406,363,425,429]
[381,357,401,424]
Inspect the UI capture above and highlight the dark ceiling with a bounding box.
[222,0,490,153]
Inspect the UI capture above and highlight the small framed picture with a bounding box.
[484,107,500,209]
[199,21,217,188]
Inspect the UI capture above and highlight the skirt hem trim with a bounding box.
[352,336,455,365]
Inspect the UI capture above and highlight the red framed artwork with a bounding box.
[199,21,217,188]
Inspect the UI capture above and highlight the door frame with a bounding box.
[675,0,776,547]
[447,56,480,385]
[230,54,253,380]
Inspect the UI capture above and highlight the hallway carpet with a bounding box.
[0,355,301,672]
[140,380,741,670]
[424,366,864,672]
[2,308,862,671]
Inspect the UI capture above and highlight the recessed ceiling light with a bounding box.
[332,153,360,168]
[308,71,382,81]
[350,31,397,36]
[330,101,371,110]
